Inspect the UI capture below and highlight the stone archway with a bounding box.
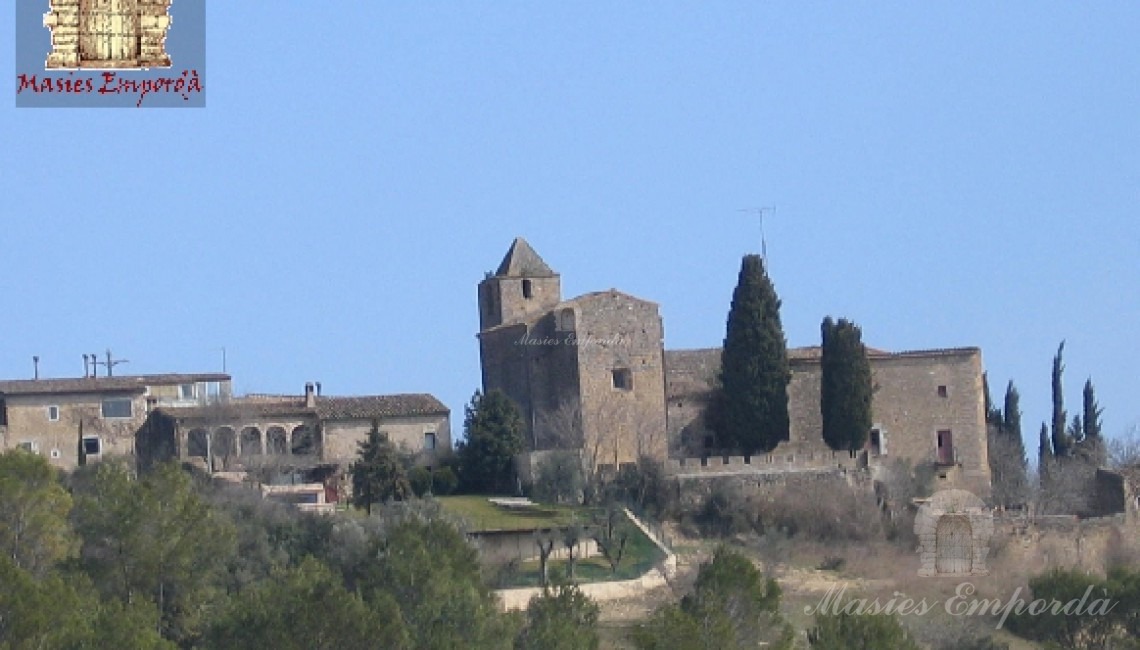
[212,427,237,470]
[187,429,209,458]
[266,427,288,455]
[290,425,318,457]
[240,427,262,456]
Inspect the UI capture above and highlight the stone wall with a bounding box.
[323,415,450,466]
[2,391,144,467]
[665,346,991,497]
[995,514,1133,576]
[572,291,668,467]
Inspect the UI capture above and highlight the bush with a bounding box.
[433,466,458,496]
[532,451,583,505]
[409,467,433,497]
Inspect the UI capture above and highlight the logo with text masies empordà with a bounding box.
[15,0,205,107]
[914,489,993,577]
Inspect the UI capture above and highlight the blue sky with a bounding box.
[3,2,1138,453]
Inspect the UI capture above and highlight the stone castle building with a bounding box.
[478,238,991,497]
[477,238,668,473]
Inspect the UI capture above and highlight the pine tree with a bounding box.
[820,317,873,451]
[351,420,411,514]
[457,389,525,494]
[1051,342,1069,457]
[715,255,790,454]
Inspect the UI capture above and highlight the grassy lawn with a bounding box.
[497,515,665,588]
[437,495,587,531]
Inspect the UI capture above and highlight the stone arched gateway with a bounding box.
[914,489,993,577]
[45,0,174,69]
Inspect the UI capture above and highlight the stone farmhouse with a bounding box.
[137,383,450,479]
[478,238,991,498]
[0,369,451,494]
[0,372,231,467]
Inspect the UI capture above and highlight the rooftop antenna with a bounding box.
[737,206,776,262]
[94,349,129,377]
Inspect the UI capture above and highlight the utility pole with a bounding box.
[737,206,776,261]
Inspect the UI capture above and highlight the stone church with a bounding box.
[478,238,991,497]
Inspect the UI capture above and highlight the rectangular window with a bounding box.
[82,436,101,455]
[18,441,38,454]
[423,432,437,450]
[101,398,133,419]
[522,279,533,299]
[937,385,948,398]
[47,405,60,421]
[611,368,633,391]
[206,382,221,398]
[179,383,197,400]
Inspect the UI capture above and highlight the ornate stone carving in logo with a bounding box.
[914,489,993,577]
[44,0,173,69]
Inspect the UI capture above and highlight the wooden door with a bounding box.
[79,0,139,64]
[935,515,972,574]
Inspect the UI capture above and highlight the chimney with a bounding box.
[83,354,90,378]
[304,382,316,408]
[315,381,322,397]
[33,356,39,380]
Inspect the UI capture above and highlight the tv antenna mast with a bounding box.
[737,206,776,261]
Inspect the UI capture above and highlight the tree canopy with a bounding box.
[713,254,790,454]
[820,316,873,451]
[458,389,525,494]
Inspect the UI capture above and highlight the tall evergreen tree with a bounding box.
[989,380,1028,508]
[1082,378,1103,441]
[715,255,790,454]
[983,373,1002,428]
[457,389,525,494]
[1002,381,1022,443]
[819,317,873,451]
[1051,342,1069,457]
[351,420,411,514]
[1038,422,1053,486]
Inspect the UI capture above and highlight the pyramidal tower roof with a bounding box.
[495,237,557,277]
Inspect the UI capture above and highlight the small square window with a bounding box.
[611,368,633,391]
[179,383,197,400]
[423,432,437,450]
[937,385,948,398]
[82,436,101,456]
[50,449,61,459]
[47,405,60,421]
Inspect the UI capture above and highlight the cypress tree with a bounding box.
[1002,381,1022,443]
[457,389,525,494]
[1082,378,1103,441]
[983,373,1003,428]
[820,317,873,451]
[1051,342,1069,457]
[716,255,790,454]
[1038,422,1053,486]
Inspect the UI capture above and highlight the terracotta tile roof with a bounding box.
[156,393,448,422]
[0,373,230,396]
[315,394,448,419]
